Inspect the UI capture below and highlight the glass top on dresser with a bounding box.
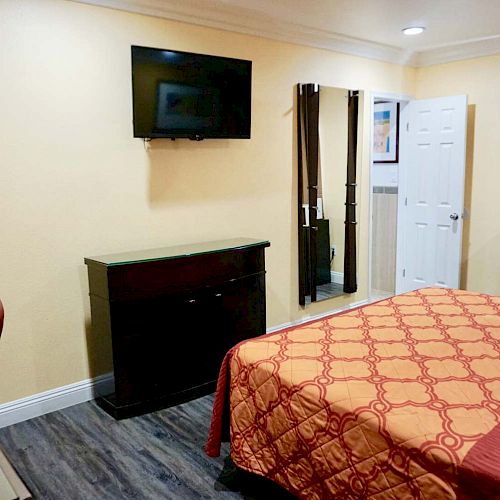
[85,238,270,266]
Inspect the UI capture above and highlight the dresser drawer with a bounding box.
[105,247,265,301]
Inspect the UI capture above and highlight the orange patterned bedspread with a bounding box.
[206,288,500,499]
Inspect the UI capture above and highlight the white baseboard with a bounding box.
[0,372,114,429]
[0,297,375,429]
[331,271,344,285]
[266,297,371,334]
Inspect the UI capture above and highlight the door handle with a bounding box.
[449,213,459,221]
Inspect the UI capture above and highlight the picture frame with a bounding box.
[373,101,399,163]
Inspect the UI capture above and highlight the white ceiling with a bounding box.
[74,0,500,66]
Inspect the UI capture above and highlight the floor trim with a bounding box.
[331,271,344,285]
[266,297,371,334]
[0,373,114,429]
[0,298,375,429]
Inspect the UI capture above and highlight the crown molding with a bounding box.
[70,0,500,67]
[69,0,411,65]
[413,35,500,67]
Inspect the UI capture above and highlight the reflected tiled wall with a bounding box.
[372,187,398,293]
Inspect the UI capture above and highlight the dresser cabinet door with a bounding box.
[221,273,266,345]
[110,287,230,402]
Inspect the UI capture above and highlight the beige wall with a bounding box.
[415,55,500,296]
[0,0,415,404]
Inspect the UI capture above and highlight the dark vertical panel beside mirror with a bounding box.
[85,238,270,419]
[344,91,359,293]
[297,83,320,304]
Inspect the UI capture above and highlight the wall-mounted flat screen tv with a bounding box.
[131,45,252,140]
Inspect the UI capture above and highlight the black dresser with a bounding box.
[85,238,270,419]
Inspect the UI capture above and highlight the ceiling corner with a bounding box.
[70,0,500,68]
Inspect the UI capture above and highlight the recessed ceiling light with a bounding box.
[402,27,425,36]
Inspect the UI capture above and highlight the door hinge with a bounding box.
[402,269,406,277]
[405,197,408,206]
[406,122,409,132]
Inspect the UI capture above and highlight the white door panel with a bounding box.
[396,95,467,294]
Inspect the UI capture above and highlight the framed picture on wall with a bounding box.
[373,101,399,163]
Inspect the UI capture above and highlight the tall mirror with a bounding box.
[297,84,363,306]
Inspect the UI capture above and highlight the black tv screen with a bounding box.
[131,45,252,139]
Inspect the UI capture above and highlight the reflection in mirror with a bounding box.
[297,84,362,306]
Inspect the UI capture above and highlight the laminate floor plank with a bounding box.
[305,281,345,305]
[0,394,293,499]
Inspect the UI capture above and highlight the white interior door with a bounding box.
[396,95,467,294]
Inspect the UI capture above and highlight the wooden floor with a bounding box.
[0,395,294,499]
[305,281,344,305]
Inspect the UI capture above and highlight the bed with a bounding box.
[206,288,500,499]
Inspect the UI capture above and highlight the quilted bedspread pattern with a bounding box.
[207,288,500,498]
